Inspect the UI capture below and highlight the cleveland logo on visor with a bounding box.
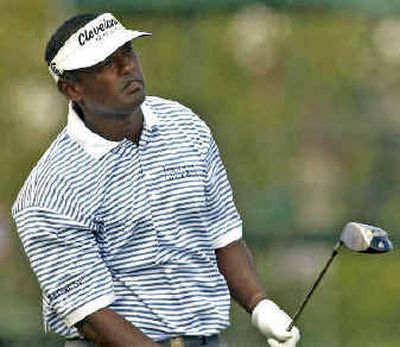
[78,17,119,46]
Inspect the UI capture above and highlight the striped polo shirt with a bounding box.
[12,96,242,341]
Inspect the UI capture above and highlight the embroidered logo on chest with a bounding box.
[163,164,199,181]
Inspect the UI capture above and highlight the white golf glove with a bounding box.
[251,299,300,347]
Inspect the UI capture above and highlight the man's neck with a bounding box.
[74,102,144,143]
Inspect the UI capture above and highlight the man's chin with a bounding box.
[128,91,145,108]
[118,93,146,114]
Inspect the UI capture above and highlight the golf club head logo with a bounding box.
[366,235,393,253]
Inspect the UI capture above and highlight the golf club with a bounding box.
[287,222,393,331]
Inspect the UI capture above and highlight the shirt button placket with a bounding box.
[138,140,161,246]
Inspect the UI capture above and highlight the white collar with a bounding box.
[66,100,158,160]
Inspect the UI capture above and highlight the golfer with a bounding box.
[12,13,300,347]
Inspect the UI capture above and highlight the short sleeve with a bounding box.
[13,207,115,327]
[204,136,242,249]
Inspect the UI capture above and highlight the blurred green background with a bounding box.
[0,0,399,346]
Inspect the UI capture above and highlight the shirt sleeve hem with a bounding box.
[64,293,115,327]
[213,225,243,249]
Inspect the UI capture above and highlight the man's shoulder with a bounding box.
[34,130,85,178]
[145,96,214,157]
[12,130,89,215]
[145,96,210,132]
[145,95,189,111]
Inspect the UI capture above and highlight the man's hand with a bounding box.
[251,299,300,347]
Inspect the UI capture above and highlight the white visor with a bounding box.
[49,13,151,81]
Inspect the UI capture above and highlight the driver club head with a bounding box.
[340,222,393,253]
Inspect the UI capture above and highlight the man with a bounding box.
[12,13,300,347]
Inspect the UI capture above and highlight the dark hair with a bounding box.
[45,13,99,81]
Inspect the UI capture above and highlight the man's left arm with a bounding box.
[215,238,266,313]
[216,238,301,347]
[200,127,300,346]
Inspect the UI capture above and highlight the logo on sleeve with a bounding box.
[47,276,84,301]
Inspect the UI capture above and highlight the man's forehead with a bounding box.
[95,41,134,64]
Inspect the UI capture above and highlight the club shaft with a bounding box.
[287,242,341,331]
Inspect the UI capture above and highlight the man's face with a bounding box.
[69,42,146,116]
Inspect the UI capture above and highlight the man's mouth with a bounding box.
[122,78,143,92]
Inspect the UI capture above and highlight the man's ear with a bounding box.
[57,79,83,103]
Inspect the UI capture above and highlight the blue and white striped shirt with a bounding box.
[12,96,242,341]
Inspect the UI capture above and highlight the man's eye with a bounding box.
[121,46,134,57]
[102,58,114,68]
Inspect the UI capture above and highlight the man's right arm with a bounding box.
[12,204,159,347]
[76,308,161,347]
